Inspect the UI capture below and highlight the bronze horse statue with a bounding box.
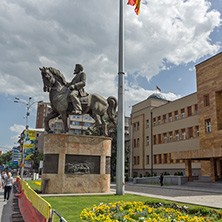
[40,67,117,136]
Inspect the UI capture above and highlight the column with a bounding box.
[185,159,193,182]
[210,158,217,182]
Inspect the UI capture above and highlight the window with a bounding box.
[195,104,198,114]
[196,126,199,137]
[163,133,167,143]
[133,123,136,131]
[146,155,149,164]
[84,122,91,127]
[75,129,81,135]
[146,119,149,128]
[204,94,210,106]
[134,139,137,148]
[168,113,172,122]
[154,155,157,164]
[175,130,179,141]
[169,132,173,142]
[187,106,192,117]
[164,154,167,163]
[137,138,140,147]
[72,121,79,125]
[146,136,149,146]
[181,129,186,140]
[158,116,161,125]
[181,108,185,118]
[158,134,161,144]
[159,154,162,164]
[153,118,156,126]
[163,114,166,123]
[137,156,140,165]
[205,119,211,132]
[137,122,140,130]
[153,135,156,145]
[174,111,179,120]
[134,156,137,165]
[188,127,193,139]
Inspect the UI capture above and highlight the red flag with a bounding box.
[156,86,161,92]
[127,0,141,15]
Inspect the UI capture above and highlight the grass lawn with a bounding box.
[25,180,41,191]
[42,194,222,222]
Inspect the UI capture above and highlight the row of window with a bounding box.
[152,104,198,127]
[133,153,185,166]
[133,104,198,131]
[133,126,199,148]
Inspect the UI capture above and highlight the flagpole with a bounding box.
[116,0,125,195]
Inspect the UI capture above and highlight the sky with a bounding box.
[0,0,221,152]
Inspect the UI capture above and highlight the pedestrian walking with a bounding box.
[2,172,14,201]
[159,173,164,186]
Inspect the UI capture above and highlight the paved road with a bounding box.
[111,182,222,209]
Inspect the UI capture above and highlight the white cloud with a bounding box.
[9,124,25,134]
[0,0,221,107]
[178,77,182,81]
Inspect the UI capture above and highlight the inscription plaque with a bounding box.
[65,155,100,174]
[43,154,59,174]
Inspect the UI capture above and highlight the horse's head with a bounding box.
[39,67,55,92]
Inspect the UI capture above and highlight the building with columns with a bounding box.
[130,52,222,182]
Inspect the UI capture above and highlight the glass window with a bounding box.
[181,108,185,118]
[195,104,198,114]
[188,127,193,138]
[205,119,211,132]
[204,94,210,106]
[187,106,192,117]
[146,155,149,164]
[158,116,161,125]
[175,130,179,141]
[163,133,167,143]
[168,113,172,122]
[163,114,166,123]
[153,118,156,126]
[146,136,149,146]
[196,126,199,137]
[146,119,149,128]
[182,129,186,140]
[158,134,161,144]
[174,111,179,120]
[169,132,173,142]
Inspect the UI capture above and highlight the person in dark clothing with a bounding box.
[159,173,164,186]
[3,172,14,201]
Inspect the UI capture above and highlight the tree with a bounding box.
[30,151,43,172]
[90,114,129,178]
[0,150,12,166]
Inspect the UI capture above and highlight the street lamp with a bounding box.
[14,97,43,180]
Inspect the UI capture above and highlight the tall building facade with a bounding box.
[130,52,222,182]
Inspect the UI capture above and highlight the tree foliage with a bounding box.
[0,150,12,166]
[30,151,43,171]
[90,114,129,177]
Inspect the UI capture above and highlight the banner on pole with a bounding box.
[23,130,36,160]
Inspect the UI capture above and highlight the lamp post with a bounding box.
[14,97,43,180]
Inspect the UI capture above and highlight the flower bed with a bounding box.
[80,201,220,221]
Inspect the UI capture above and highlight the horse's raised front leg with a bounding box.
[60,111,69,133]
[45,111,59,133]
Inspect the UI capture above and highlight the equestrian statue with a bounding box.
[39,65,117,137]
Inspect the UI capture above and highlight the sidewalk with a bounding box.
[0,188,14,222]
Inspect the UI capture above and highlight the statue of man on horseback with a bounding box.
[39,65,117,136]
[66,64,87,115]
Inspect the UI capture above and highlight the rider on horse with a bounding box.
[66,64,87,115]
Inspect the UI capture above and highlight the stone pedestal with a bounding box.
[41,134,111,194]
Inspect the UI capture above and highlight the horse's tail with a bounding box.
[107,96,117,127]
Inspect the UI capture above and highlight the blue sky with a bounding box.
[0,0,221,152]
